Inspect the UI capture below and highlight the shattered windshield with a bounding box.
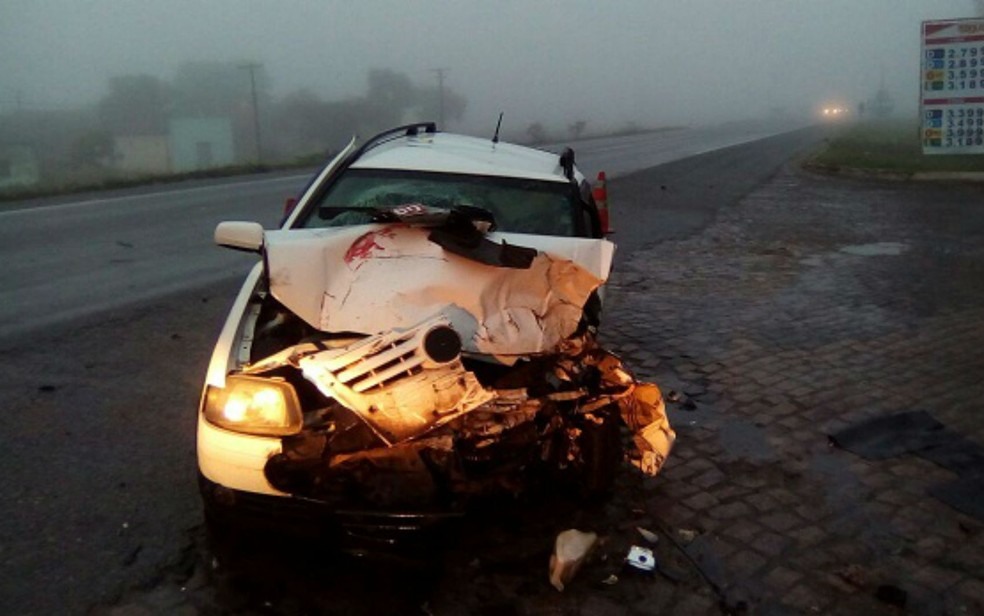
[301,169,578,236]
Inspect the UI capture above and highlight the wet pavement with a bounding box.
[599,165,984,614]
[96,163,984,614]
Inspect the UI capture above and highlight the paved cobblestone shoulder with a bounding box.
[602,166,984,614]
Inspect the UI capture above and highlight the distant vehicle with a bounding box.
[821,105,849,120]
[197,122,673,548]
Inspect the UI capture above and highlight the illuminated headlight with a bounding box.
[203,375,302,436]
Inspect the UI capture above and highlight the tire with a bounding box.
[576,409,623,498]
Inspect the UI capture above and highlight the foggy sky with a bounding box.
[1,0,981,135]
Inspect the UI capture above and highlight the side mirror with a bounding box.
[215,221,264,252]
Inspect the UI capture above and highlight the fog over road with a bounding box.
[1,121,806,341]
[0,123,826,614]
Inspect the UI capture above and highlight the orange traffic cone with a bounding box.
[592,171,611,234]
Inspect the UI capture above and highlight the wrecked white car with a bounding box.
[198,123,674,543]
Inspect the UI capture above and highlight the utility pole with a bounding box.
[430,68,449,127]
[239,62,263,164]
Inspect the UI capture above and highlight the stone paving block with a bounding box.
[721,519,762,544]
[710,486,751,502]
[752,531,793,558]
[828,541,872,563]
[685,457,717,472]
[724,549,768,578]
[661,460,701,482]
[791,548,840,572]
[762,565,803,591]
[954,578,984,611]
[909,564,963,593]
[661,591,719,616]
[692,468,727,490]
[665,480,703,500]
[758,512,801,533]
[576,595,629,616]
[682,491,720,511]
[947,541,984,571]
[708,501,753,521]
[787,524,828,548]
[759,485,801,505]
[745,492,780,514]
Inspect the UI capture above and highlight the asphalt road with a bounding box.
[0,121,808,341]
[0,123,826,614]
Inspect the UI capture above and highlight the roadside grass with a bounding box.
[809,119,984,175]
[1,124,688,204]
[0,156,326,204]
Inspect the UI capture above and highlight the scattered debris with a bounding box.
[549,529,598,591]
[121,545,142,567]
[875,584,907,608]
[834,564,870,589]
[600,574,619,586]
[625,545,656,572]
[636,527,659,545]
[839,242,907,257]
[677,529,698,545]
[667,390,681,403]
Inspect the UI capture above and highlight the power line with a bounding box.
[429,68,449,127]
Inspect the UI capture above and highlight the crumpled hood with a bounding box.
[263,225,614,360]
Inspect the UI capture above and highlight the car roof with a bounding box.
[350,131,576,184]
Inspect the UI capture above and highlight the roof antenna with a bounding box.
[492,112,504,144]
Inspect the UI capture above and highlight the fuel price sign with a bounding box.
[921,18,984,154]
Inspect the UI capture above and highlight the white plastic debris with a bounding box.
[626,545,656,572]
[636,526,659,545]
[677,528,698,544]
[549,529,598,591]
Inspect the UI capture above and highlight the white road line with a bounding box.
[0,173,311,218]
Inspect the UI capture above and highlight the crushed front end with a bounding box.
[198,209,674,539]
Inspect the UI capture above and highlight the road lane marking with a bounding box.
[0,173,311,218]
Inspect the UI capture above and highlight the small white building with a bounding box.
[114,135,171,175]
[169,118,234,172]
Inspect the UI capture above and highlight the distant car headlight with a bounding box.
[203,375,302,436]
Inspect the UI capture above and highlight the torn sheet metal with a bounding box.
[262,225,614,361]
[249,327,675,487]
[556,345,677,477]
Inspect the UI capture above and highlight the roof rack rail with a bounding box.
[354,122,438,159]
[299,123,439,215]
[559,147,576,181]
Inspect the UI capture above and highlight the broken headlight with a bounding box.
[203,375,302,436]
